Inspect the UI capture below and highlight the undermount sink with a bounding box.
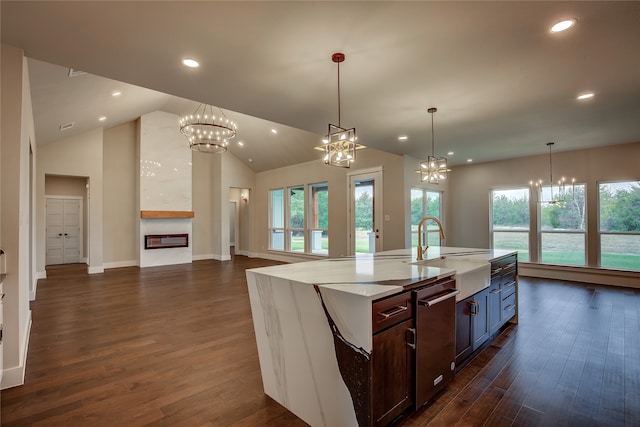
[411,257,491,301]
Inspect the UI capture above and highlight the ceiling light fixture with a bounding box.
[111,90,122,97]
[418,107,448,184]
[577,92,594,100]
[182,58,200,68]
[271,128,278,134]
[179,104,237,154]
[315,52,365,168]
[98,116,107,121]
[530,142,575,204]
[550,19,576,33]
[398,135,408,141]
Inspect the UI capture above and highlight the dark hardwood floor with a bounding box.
[1,257,638,426]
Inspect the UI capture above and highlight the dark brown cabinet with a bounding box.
[372,291,414,426]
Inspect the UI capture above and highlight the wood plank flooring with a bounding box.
[1,257,639,426]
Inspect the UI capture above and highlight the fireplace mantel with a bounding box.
[140,210,195,219]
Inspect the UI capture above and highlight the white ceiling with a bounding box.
[2,1,640,173]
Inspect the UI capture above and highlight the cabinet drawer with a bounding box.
[373,291,412,333]
[501,292,517,322]
[502,279,517,298]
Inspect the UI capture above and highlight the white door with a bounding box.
[46,198,81,265]
[348,168,383,255]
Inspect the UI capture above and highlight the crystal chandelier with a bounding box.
[179,103,237,153]
[315,52,365,167]
[530,142,575,204]
[419,107,448,184]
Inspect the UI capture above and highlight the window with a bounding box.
[269,182,329,255]
[309,183,329,255]
[269,189,285,251]
[598,180,640,271]
[288,186,305,252]
[539,184,586,266]
[410,188,441,248]
[491,188,530,261]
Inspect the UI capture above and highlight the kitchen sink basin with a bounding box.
[411,257,491,301]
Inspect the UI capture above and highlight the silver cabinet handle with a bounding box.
[407,327,416,349]
[418,289,460,307]
[378,305,408,319]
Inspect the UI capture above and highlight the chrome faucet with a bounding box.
[416,216,445,261]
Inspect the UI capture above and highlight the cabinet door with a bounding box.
[472,288,490,350]
[488,280,502,335]
[455,296,473,364]
[372,318,414,427]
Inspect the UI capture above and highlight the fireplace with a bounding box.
[144,234,189,250]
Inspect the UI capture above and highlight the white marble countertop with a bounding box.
[248,247,516,301]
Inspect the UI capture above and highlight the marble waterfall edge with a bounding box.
[246,271,366,427]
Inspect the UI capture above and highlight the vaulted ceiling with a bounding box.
[2,1,639,173]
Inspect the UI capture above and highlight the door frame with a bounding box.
[45,195,84,265]
[347,166,384,256]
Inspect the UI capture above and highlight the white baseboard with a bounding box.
[103,260,137,269]
[81,257,88,263]
[88,265,104,274]
[519,262,640,288]
[35,270,47,280]
[211,254,232,261]
[1,311,32,390]
[192,254,214,261]
[236,250,250,257]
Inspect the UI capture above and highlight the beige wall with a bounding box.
[36,128,104,274]
[192,152,214,258]
[447,141,640,267]
[253,147,406,260]
[1,45,36,388]
[45,175,89,258]
[103,122,137,266]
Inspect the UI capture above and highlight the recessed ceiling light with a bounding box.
[237,141,244,147]
[398,135,408,141]
[447,151,454,156]
[466,159,473,163]
[98,116,107,121]
[248,158,254,163]
[182,58,199,68]
[550,19,576,33]
[111,90,122,97]
[577,92,595,100]
[271,128,278,134]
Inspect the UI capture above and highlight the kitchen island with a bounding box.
[246,247,517,427]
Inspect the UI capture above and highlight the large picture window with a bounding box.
[269,182,329,255]
[539,184,586,266]
[410,188,441,248]
[598,180,640,271]
[491,188,530,261]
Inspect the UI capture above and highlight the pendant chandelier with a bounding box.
[419,107,448,184]
[179,103,237,153]
[315,52,365,168]
[530,142,575,204]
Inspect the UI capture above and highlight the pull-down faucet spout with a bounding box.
[416,216,445,261]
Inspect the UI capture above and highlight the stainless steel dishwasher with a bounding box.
[412,276,458,408]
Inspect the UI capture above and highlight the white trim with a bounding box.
[210,254,232,261]
[1,311,32,390]
[347,167,384,256]
[519,262,640,288]
[35,270,46,279]
[88,265,104,274]
[236,249,250,257]
[81,257,88,263]
[103,260,137,269]
[192,254,214,261]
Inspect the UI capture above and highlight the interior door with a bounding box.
[46,198,81,265]
[349,169,383,255]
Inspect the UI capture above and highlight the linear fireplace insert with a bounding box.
[144,234,189,249]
